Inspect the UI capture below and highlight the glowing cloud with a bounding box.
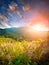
[22,4,32,12]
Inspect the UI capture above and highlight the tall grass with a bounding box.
[0,37,49,65]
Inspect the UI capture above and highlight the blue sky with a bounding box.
[0,0,49,29]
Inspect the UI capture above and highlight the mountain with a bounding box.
[0,27,48,40]
[0,27,23,40]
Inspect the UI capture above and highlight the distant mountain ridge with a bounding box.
[0,27,48,40]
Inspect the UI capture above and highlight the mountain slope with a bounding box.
[0,27,48,40]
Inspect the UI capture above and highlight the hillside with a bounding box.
[0,27,48,40]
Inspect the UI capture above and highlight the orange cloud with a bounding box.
[22,4,32,12]
[9,2,18,12]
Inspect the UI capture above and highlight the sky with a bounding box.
[0,0,49,29]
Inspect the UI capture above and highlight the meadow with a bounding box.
[0,37,49,65]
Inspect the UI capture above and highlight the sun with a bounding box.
[32,24,41,31]
[31,24,48,31]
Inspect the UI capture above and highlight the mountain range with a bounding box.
[0,27,48,40]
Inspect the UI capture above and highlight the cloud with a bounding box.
[9,2,18,12]
[0,21,12,29]
[0,14,8,22]
[22,4,32,12]
[9,2,23,18]
[0,14,12,29]
[0,0,49,29]
[0,22,11,29]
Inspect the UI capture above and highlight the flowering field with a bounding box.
[0,37,49,65]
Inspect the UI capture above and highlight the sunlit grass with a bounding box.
[0,37,49,65]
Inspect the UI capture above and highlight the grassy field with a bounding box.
[0,37,49,65]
